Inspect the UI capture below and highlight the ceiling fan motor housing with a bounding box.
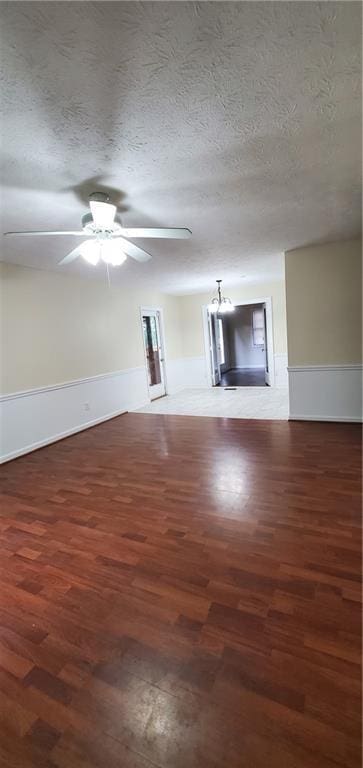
[89,191,110,203]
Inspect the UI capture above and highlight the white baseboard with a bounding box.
[0,367,149,463]
[288,364,362,423]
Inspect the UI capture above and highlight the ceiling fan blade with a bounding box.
[115,236,152,263]
[4,230,86,237]
[119,227,192,239]
[58,244,84,265]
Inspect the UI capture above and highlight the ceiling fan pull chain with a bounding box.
[106,261,111,289]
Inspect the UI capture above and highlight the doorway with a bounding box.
[203,298,274,388]
[141,309,166,400]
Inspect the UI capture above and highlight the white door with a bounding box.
[207,311,221,386]
[262,304,270,386]
[142,311,166,400]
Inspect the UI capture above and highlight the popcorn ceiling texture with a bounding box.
[0,1,361,294]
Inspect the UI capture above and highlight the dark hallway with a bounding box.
[216,367,266,387]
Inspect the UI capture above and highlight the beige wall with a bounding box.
[285,239,362,366]
[178,281,288,358]
[0,263,182,394]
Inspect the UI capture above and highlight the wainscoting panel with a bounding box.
[0,367,149,463]
[0,357,210,463]
[288,364,362,422]
[166,356,209,394]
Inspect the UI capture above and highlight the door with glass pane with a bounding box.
[142,310,166,400]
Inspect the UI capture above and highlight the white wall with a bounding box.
[223,304,265,369]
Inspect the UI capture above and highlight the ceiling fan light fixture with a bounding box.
[78,239,100,265]
[100,240,127,266]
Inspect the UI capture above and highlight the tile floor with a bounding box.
[135,386,289,420]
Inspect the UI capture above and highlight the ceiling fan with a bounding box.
[4,192,192,267]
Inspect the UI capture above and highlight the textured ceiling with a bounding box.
[0,1,361,294]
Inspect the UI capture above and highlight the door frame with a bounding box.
[207,311,221,386]
[202,296,275,388]
[139,306,168,400]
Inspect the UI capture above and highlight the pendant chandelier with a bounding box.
[208,279,235,314]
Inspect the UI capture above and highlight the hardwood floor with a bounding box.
[217,367,266,386]
[0,413,361,768]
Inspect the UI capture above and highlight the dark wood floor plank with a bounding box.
[0,413,361,767]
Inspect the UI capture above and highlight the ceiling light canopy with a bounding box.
[208,279,235,314]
